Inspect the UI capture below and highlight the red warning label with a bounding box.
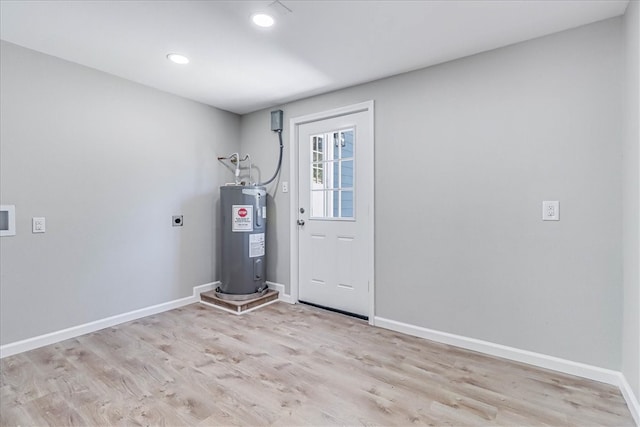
[232,205,253,232]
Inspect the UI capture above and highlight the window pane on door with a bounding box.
[340,191,354,218]
[309,129,355,220]
[332,132,340,160]
[341,160,354,188]
[329,129,355,161]
[312,162,324,187]
[331,190,354,218]
[311,190,338,218]
[312,136,323,162]
[341,130,354,159]
[311,190,327,217]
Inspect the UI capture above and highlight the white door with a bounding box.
[296,108,373,318]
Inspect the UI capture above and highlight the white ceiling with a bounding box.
[0,0,629,115]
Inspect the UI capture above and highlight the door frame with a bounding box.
[289,101,375,325]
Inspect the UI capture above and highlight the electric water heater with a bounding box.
[218,185,267,300]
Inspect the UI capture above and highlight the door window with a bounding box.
[310,129,355,219]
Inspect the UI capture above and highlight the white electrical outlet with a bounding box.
[282,181,289,193]
[542,201,559,221]
[32,217,46,233]
[0,205,16,237]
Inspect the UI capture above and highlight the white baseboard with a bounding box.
[374,316,621,385]
[619,373,640,426]
[0,281,219,359]
[375,316,639,426]
[266,281,295,304]
[193,282,218,296]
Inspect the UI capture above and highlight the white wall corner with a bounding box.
[193,282,218,296]
[619,373,640,426]
[0,281,220,359]
[266,281,296,304]
[374,316,638,415]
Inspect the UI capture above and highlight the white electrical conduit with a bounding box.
[257,130,283,186]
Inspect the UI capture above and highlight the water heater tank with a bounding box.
[218,185,267,300]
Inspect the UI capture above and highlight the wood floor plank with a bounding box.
[16,391,90,427]
[0,353,52,407]
[0,302,635,426]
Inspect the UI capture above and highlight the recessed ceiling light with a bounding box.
[252,13,274,28]
[166,53,189,65]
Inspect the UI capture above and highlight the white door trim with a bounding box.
[289,101,375,324]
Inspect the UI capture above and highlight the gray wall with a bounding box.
[240,18,624,369]
[0,41,240,345]
[1,15,631,378]
[622,0,640,399]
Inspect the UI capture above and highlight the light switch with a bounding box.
[32,217,46,233]
[282,181,289,193]
[542,201,559,221]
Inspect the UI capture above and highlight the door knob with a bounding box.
[297,219,305,226]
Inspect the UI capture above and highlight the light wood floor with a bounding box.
[1,302,634,426]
